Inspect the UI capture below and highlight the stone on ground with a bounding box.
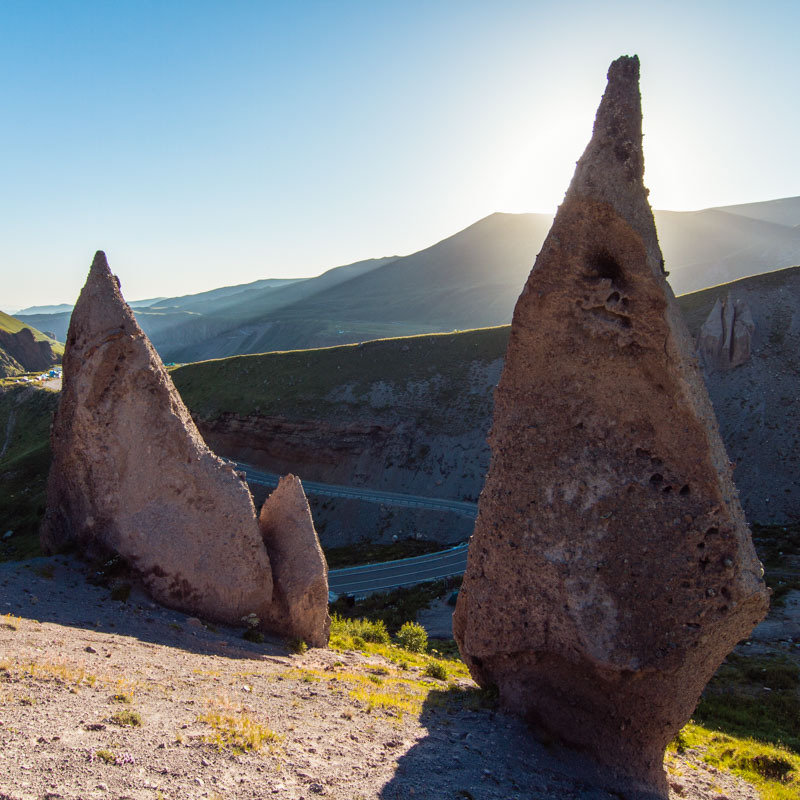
[40,251,274,627]
[453,55,768,799]
[258,475,330,647]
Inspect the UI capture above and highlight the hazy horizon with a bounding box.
[2,1,799,309]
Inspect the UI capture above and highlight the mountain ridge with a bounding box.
[16,196,800,363]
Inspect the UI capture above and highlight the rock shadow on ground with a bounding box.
[0,555,289,662]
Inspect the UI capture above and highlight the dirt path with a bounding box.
[0,556,761,800]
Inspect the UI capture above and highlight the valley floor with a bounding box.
[0,556,762,800]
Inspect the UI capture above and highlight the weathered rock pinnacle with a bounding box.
[452,56,768,798]
[41,251,275,627]
[258,475,330,647]
[698,292,755,371]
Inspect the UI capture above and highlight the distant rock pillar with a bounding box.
[453,56,768,798]
[698,292,755,371]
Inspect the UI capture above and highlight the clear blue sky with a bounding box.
[2,0,798,310]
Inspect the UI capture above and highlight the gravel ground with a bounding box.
[0,555,761,800]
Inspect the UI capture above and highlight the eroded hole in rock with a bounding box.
[591,307,632,329]
[607,291,621,303]
[586,249,626,288]
[649,473,663,485]
[706,527,719,537]
[679,485,690,496]
[662,485,672,494]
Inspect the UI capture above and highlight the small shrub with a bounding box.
[243,629,265,643]
[95,748,115,764]
[396,621,428,653]
[424,661,447,680]
[110,709,142,727]
[112,692,132,704]
[198,710,281,754]
[287,638,308,654]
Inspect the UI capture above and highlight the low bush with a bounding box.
[396,621,428,653]
[330,614,390,644]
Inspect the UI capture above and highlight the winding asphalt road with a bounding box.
[236,462,478,518]
[235,461,475,596]
[326,543,469,597]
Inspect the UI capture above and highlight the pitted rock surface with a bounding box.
[40,251,274,627]
[453,56,769,799]
[258,474,330,647]
[698,292,755,371]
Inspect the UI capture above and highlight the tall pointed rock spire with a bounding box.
[453,56,768,798]
[42,251,276,627]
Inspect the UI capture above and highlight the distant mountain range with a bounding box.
[17,196,800,363]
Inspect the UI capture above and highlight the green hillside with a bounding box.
[172,325,511,436]
[0,386,59,559]
[0,311,63,378]
[0,310,64,350]
[171,269,786,425]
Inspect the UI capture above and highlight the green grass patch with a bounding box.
[330,614,391,644]
[330,577,461,635]
[197,708,282,754]
[0,386,59,561]
[694,652,800,754]
[671,723,800,800]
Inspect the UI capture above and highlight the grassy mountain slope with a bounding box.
[172,264,800,525]
[0,312,63,377]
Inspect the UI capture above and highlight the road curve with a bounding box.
[327,543,469,597]
[235,462,478,518]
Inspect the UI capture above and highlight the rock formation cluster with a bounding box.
[452,56,769,798]
[41,252,328,644]
[698,292,755,371]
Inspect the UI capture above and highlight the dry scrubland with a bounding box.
[3,555,795,800]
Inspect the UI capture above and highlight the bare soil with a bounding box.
[1,556,761,800]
